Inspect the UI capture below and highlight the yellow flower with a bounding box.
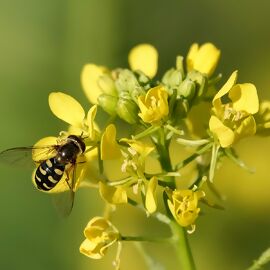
[128,43,158,78]
[49,92,98,141]
[186,43,220,77]
[80,217,119,259]
[138,85,169,124]
[209,71,259,148]
[167,189,205,229]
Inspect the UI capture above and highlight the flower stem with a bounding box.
[170,221,196,270]
[121,235,170,243]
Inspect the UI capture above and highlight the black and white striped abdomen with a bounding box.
[35,158,65,191]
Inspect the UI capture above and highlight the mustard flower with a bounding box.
[80,217,119,259]
[167,189,205,230]
[209,71,259,148]
[138,85,169,124]
[186,42,220,77]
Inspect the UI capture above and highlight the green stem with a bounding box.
[170,221,196,270]
[246,247,270,270]
[174,142,213,171]
[155,128,173,172]
[121,235,170,243]
[133,125,160,140]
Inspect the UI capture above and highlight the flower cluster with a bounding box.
[34,42,270,269]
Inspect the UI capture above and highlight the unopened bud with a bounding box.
[115,69,144,100]
[162,68,182,92]
[116,98,138,124]
[98,94,118,115]
[187,70,207,98]
[177,78,196,100]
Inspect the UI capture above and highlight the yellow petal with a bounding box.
[235,115,256,139]
[128,44,158,78]
[79,239,103,259]
[229,83,259,114]
[100,124,121,160]
[81,64,108,104]
[209,115,235,148]
[99,182,127,204]
[85,216,109,231]
[145,176,158,214]
[187,43,220,77]
[86,105,98,141]
[213,71,238,109]
[82,148,100,184]
[186,43,199,71]
[49,92,85,126]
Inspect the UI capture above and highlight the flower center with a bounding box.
[150,96,160,110]
[223,105,245,123]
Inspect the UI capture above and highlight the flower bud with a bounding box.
[186,70,207,98]
[116,98,139,124]
[162,68,183,92]
[98,94,118,115]
[115,69,144,100]
[177,78,196,100]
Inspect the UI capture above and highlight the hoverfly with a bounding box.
[0,134,86,216]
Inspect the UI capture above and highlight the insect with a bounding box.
[0,134,86,216]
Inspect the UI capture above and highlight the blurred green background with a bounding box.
[0,0,270,269]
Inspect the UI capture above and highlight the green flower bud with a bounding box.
[115,69,144,102]
[162,68,183,94]
[116,98,138,124]
[186,70,207,98]
[177,78,196,100]
[98,94,118,115]
[97,74,118,97]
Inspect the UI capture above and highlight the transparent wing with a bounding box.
[52,163,77,217]
[0,145,58,168]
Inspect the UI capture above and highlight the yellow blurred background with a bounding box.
[0,1,270,270]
